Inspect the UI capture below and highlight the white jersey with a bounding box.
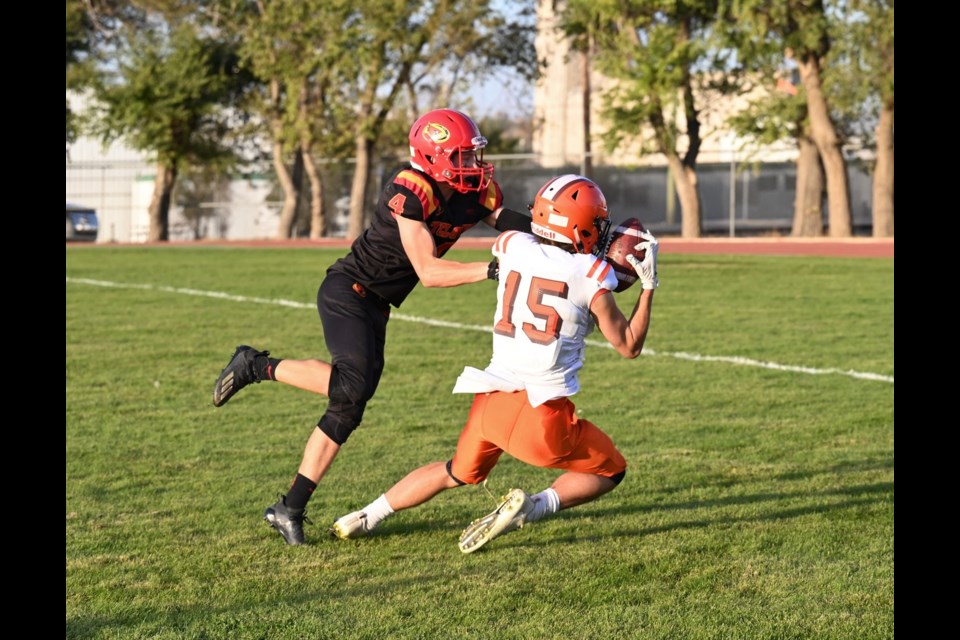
[453,231,618,407]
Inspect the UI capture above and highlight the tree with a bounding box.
[834,0,893,237]
[561,0,726,238]
[729,0,853,236]
[234,0,358,239]
[87,22,247,241]
[66,0,136,150]
[727,80,827,236]
[339,0,537,240]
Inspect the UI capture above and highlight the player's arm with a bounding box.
[591,289,655,359]
[591,232,660,358]
[482,207,532,233]
[396,215,490,288]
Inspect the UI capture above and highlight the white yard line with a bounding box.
[67,277,894,384]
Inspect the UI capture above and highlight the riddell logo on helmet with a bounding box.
[422,123,450,144]
[531,223,560,241]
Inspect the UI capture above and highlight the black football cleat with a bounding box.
[264,495,310,545]
[212,345,269,407]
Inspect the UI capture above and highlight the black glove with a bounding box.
[487,258,500,281]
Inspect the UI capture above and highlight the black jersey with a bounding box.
[328,165,503,307]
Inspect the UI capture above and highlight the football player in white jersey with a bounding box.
[331,175,659,553]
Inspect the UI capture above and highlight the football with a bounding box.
[604,217,647,293]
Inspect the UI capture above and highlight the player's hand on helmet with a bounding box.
[625,231,659,290]
[487,258,500,282]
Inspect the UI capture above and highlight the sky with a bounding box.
[470,68,534,118]
[469,0,536,118]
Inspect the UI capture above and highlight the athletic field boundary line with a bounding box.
[66,277,893,384]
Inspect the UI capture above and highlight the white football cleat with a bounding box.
[458,488,534,554]
[331,510,373,540]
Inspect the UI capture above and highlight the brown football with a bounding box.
[604,218,647,293]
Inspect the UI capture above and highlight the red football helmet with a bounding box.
[530,175,611,255]
[408,109,494,193]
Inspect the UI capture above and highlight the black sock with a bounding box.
[258,356,282,381]
[285,473,317,510]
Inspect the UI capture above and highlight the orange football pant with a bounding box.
[449,390,627,485]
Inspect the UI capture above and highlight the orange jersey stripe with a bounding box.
[586,256,604,279]
[395,170,439,220]
[594,261,612,284]
[494,230,518,255]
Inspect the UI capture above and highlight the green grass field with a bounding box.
[66,246,894,640]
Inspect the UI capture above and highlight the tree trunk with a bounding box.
[581,45,593,179]
[664,153,701,237]
[302,141,325,239]
[872,105,894,237]
[267,75,298,240]
[272,137,298,239]
[797,54,852,237]
[792,133,825,237]
[347,136,374,241]
[148,162,176,242]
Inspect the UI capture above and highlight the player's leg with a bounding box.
[331,461,461,539]
[459,396,626,552]
[333,393,505,540]
[265,273,390,544]
[455,392,534,553]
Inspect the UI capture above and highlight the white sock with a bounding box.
[526,488,560,523]
[361,494,395,530]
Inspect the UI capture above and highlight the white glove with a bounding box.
[624,231,659,290]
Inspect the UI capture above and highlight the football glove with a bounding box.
[487,258,500,282]
[625,231,659,290]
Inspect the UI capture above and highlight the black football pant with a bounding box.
[315,271,390,445]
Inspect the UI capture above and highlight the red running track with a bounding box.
[123,236,892,258]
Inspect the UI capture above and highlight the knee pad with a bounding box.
[328,365,374,406]
[317,412,362,446]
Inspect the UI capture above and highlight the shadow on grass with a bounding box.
[316,458,894,548]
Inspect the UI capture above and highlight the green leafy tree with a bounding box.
[718,1,828,238]
[727,84,827,236]
[206,0,534,240]
[727,0,853,236]
[561,0,726,238]
[830,0,893,236]
[87,22,247,241]
[339,0,537,240]
[231,0,358,239]
[66,0,136,149]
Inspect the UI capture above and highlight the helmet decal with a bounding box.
[422,123,451,145]
[548,213,570,228]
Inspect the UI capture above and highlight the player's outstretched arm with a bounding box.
[397,215,489,288]
[482,207,533,233]
[592,232,659,358]
[591,288,654,359]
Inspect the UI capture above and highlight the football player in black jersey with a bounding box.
[212,109,533,545]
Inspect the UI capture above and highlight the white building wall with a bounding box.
[66,119,154,243]
[66,92,278,242]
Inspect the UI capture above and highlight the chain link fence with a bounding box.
[66,154,875,243]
